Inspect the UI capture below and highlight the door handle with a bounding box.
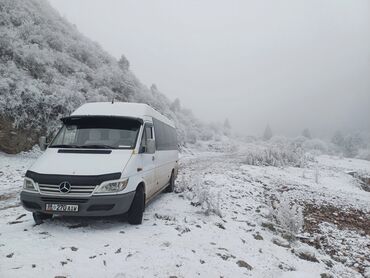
[152,156,155,161]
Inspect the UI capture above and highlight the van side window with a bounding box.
[140,124,153,152]
[152,118,178,150]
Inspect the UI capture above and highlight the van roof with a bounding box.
[71,102,175,127]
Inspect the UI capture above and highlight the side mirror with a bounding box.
[39,136,47,151]
[146,139,156,154]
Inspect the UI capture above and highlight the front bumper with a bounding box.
[20,191,136,217]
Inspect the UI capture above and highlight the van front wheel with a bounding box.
[127,186,144,225]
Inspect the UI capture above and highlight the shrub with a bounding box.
[302,139,328,154]
[195,181,222,217]
[272,196,303,241]
[243,144,308,168]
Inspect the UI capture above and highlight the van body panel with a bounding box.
[155,150,178,190]
[138,152,156,197]
[29,148,133,176]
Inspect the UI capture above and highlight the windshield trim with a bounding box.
[49,116,143,150]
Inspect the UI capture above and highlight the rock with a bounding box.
[320,273,333,278]
[272,237,290,248]
[293,248,319,263]
[236,260,253,270]
[281,232,296,242]
[278,262,295,271]
[322,259,333,268]
[60,261,67,266]
[215,223,226,230]
[253,233,264,240]
[216,253,235,261]
[154,213,176,221]
[332,255,346,264]
[261,221,275,232]
[70,246,78,251]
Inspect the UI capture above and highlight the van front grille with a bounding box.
[38,184,96,196]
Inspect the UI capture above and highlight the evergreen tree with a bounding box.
[118,54,130,71]
[263,124,273,141]
[331,130,344,146]
[343,133,364,158]
[302,128,312,139]
[150,84,158,93]
[223,118,231,136]
[170,98,181,112]
[224,118,231,129]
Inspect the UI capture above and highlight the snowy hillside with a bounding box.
[1,140,369,277]
[0,0,217,153]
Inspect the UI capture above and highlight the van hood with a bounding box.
[29,148,133,176]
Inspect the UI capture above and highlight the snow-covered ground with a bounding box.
[0,142,369,278]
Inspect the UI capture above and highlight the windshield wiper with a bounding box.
[49,144,80,148]
[79,144,116,149]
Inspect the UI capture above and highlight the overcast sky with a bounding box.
[49,0,369,136]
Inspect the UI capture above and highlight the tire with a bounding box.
[127,186,145,225]
[33,212,53,225]
[165,171,175,193]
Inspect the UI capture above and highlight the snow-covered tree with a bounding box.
[223,118,231,136]
[118,54,130,71]
[331,130,344,147]
[170,98,181,112]
[263,124,273,141]
[343,133,364,158]
[150,84,158,93]
[302,128,311,139]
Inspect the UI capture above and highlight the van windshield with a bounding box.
[49,116,142,149]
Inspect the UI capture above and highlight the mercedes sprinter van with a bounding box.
[20,102,178,225]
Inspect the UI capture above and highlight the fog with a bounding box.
[49,0,369,137]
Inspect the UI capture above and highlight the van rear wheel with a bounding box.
[127,186,144,225]
[165,172,175,193]
[33,212,53,225]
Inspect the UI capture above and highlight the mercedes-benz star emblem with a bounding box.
[59,181,71,193]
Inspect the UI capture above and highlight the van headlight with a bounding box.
[23,178,38,192]
[94,179,129,194]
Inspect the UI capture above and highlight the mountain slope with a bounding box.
[0,0,215,153]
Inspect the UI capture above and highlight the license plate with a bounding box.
[45,204,79,212]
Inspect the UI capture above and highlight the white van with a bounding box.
[20,102,179,225]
